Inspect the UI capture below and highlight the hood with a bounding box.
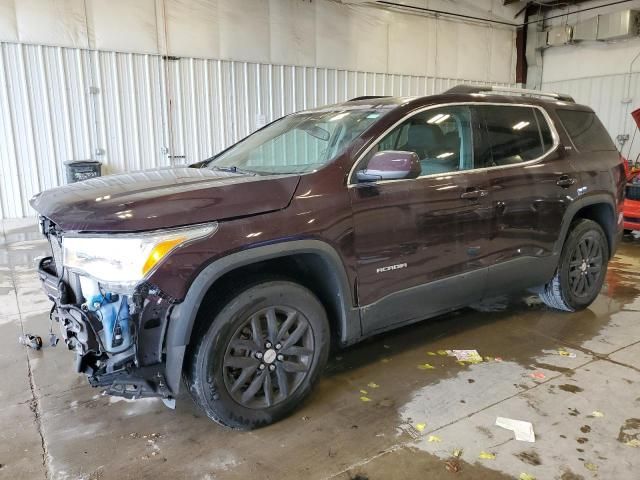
[30,167,300,232]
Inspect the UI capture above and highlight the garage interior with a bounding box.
[1,1,640,479]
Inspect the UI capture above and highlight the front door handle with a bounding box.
[556,175,576,188]
[460,189,488,200]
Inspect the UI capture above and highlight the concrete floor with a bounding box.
[1,218,639,480]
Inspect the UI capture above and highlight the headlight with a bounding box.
[62,223,217,292]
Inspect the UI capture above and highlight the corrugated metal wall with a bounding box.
[0,42,514,219]
[543,73,640,162]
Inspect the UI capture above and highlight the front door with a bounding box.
[348,105,493,335]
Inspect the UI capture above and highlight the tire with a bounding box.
[538,219,609,312]
[184,280,330,430]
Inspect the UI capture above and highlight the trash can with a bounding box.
[64,160,102,183]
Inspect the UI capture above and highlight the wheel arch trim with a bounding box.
[555,193,619,258]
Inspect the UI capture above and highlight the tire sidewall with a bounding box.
[192,281,330,429]
[559,220,609,310]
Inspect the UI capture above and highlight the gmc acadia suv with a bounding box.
[32,85,624,429]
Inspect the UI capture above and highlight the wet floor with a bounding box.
[1,218,639,480]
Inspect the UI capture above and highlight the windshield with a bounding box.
[208,109,389,174]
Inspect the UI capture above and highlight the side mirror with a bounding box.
[356,150,421,182]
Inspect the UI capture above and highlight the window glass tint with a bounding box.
[481,106,544,166]
[557,109,616,152]
[360,106,474,177]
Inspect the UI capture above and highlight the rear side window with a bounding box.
[557,109,616,152]
[479,106,550,167]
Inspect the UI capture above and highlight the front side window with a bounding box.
[209,108,391,175]
[356,106,474,179]
[479,106,548,167]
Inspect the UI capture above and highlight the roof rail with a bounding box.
[347,95,391,102]
[445,85,575,103]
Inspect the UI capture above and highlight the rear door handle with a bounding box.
[460,189,488,200]
[556,175,576,187]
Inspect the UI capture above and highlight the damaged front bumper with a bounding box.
[37,256,176,406]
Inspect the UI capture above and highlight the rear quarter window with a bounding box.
[557,109,616,152]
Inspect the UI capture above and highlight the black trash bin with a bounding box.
[65,160,102,183]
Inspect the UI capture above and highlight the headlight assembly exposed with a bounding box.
[62,223,217,292]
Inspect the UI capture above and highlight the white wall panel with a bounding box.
[0,0,18,43]
[15,0,88,49]
[315,0,354,71]
[388,13,433,76]
[219,0,270,63]
[0,42,515,219]
[0,0,516,84]
[268,0,316,67]
[350,7,388,73]
[86,0,159,54]
[543,73,640,162]
[489,27,515,85]
[454,23,491,81]
[164,0,220,59]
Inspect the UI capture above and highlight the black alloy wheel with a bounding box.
[567,233,604,299]
[538,219,609,312]
[223,305,314,409]
[185,280,330,429]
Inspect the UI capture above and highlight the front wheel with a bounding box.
[185,280,330,430]
[538,219,609,312]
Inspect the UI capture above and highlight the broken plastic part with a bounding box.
[18,334,43,350]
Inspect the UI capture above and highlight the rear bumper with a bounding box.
[37,256,174,402]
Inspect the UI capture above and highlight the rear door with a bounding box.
[349,105,493,335]
[476,104,578,295]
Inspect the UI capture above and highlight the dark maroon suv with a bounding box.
[32,85,624,429]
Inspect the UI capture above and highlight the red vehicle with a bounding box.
[624,108,640,232]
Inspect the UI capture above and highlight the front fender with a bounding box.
[163,239,358,393]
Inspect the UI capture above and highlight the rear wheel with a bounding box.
[185,280,330,430]
[538,219,609,312]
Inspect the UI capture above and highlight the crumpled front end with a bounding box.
[37,217,176,405]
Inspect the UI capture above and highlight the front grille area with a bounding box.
[626,183,640,201]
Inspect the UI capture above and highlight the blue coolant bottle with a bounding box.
[87,294,133,354]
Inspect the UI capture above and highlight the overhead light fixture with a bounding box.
[512,121,530,130]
